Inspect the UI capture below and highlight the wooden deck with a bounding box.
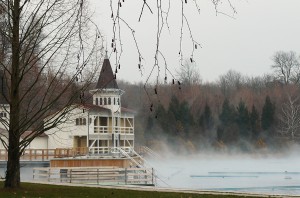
[0,147,88,161]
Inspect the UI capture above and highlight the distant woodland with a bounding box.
[118,51,300,154]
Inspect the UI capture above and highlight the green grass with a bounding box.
[0,181,251,198]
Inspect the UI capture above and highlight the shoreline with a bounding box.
[24,180,300,198]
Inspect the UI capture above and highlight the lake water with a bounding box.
[0,154,299,196]
[149,153,300,196]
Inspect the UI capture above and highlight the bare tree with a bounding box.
[0,0,101,188]
[272,51,300,84]
[177,59,201,86]
[0,0,238,189]
[218,70,244,96]
[278,94,300,140]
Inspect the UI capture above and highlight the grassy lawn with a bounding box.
[0,181,251,198]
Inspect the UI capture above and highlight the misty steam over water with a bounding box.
[149,151,300,196]
[1,152,300,196]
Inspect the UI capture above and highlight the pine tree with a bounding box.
[218,98,238,143]
[261,96,275,130]
[250,105,260,139]
[236,100,250,139]
[219,98,236,126]
[199,103,213,130]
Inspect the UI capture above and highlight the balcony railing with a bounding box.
[93,126,133,134]
[0,147,88,161]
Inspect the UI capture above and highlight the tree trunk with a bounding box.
[4,134,20,188]
[4,0,21,188]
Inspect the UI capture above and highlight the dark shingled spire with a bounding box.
[95,53,118,89]
[0,70,8,104]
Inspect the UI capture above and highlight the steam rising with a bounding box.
[147,144,300,195]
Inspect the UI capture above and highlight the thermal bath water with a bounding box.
[149,153,300,196]
[0,154,299,196]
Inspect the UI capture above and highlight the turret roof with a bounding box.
[95,55,118,89]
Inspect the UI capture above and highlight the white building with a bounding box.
[45,54,135,155]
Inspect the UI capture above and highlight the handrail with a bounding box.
[0,147,88,161]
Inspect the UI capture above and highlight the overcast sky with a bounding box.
[90,0,300,83]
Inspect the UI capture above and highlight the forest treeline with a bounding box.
[119,52,300,153]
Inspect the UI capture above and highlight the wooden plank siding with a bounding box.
[50,156,142,168]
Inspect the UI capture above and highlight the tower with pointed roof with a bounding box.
[89,52,124,113]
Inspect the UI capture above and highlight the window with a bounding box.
[95,98,98,105]
[75,118,86,125]
[114,98,116,105]
[100,98,102,105]
[108,97,111,105]
[0,112,6,117]
[117,98,120,105]
[104,98,107,105]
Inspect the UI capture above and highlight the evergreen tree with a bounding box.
[261,96,275,130]
[250,105,260,139]
[155,104,169,133]
[218,98,238,143]
[236,100,250,139]
[178,101,194,137]
[219,98,236,126]
[199,103,213,130]
[168,95,180,120]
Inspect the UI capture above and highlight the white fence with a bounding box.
[33,166,155,186]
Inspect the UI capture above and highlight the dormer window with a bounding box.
[95,98,98,105]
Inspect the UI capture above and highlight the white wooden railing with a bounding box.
[33,166,155,186]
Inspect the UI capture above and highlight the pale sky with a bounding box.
[90,0,300,83]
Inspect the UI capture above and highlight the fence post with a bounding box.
[70,169,72,183]
[48,168,51,182]
[125,168,127,185]
[144,169,147,185]
[152,168,154,185]
[97,168,99,185]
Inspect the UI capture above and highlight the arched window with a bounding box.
[76,118,87,125]
[95,98,98,105]
[104,98,107,105]
[100,98,102,105]
[108,97,111,105]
